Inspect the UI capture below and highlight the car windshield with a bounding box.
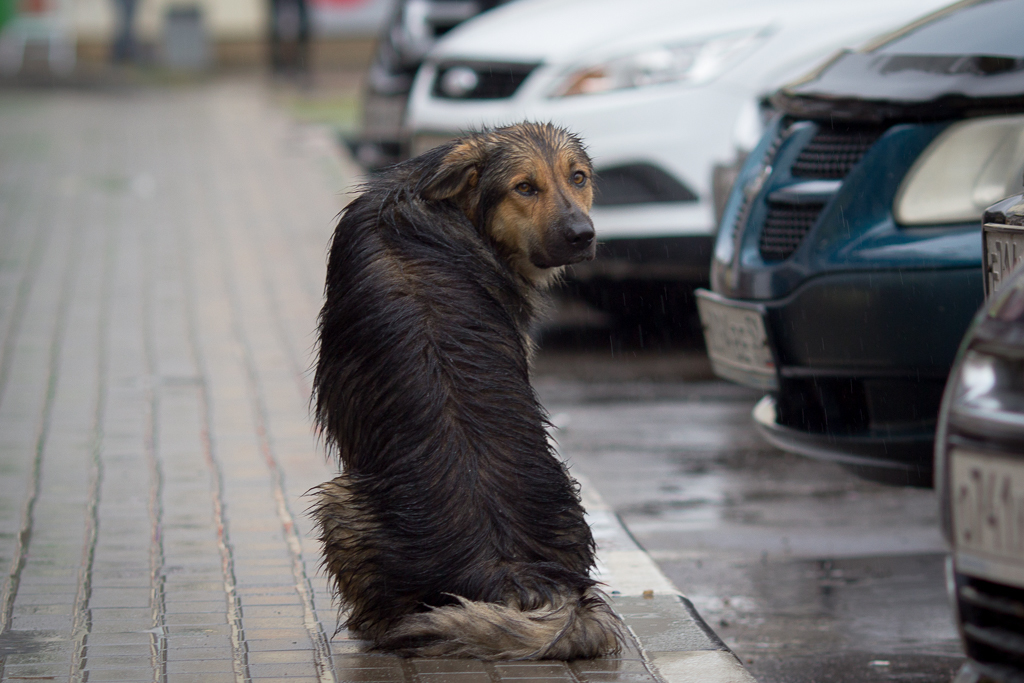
[873,0,1024,59]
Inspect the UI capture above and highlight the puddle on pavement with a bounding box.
[543,380,965,683]
[657,552,963,683]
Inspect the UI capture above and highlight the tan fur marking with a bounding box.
[483,138,594,287]
[312,477,390,640]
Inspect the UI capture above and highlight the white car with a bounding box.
[404,0,953,321]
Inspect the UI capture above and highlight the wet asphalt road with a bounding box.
[532,344,965,683]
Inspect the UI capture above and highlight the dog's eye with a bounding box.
[515,182,536,196]
[572,171,587,186]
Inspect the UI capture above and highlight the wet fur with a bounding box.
[311,123,623,659]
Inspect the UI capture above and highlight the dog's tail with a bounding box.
[375,587,624,660]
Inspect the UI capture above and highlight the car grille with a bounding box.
[754,122,889,261]
[759,202,826,261]
[958,575,1024,670]
[726,124,791,255]
[433,61,539,100]
[593,163,697,206]
[791,125,888,179]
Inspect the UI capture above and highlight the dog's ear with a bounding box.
[418,140,486,203]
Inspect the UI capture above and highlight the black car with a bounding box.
[698,0,1024,486]
[937,194,1024,683]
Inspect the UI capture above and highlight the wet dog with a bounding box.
[311,123,623,659]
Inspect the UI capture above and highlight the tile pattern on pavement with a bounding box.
[0,81,682,683]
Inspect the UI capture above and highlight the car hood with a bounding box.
[427,0,751,63]
[775,0,1024,121]
[775,51,1024,122]
[427,0,948,75]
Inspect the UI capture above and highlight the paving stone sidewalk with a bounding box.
[0,79,752,683]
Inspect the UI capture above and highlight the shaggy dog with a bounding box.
[311,123,623,660]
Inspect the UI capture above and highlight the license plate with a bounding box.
[695,289,777,390]
[984,223,1024,296]
[951,449,1024,588]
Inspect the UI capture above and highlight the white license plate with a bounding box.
[951,449,1024,588]
[695,290,777,390]
[984,223,1024,296]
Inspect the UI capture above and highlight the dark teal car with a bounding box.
[697,0,1024,486]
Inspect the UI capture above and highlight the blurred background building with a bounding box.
[0,0,394,72]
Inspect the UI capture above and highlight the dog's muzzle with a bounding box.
[542,213,596,267]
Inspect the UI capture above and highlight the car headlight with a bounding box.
[549,28,771,98]
[947,278,1024,425]
[955,350,1001,408]
[894,115,1024,226]
[946,348,1024,432]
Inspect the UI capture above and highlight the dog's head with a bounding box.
[418,123,596,287]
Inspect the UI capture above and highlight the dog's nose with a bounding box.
[565,219,595,247]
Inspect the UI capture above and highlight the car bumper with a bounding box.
[766,268,981,377]
[706,266,982,381]
[700,266,983,475]
[753,395,935,485]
